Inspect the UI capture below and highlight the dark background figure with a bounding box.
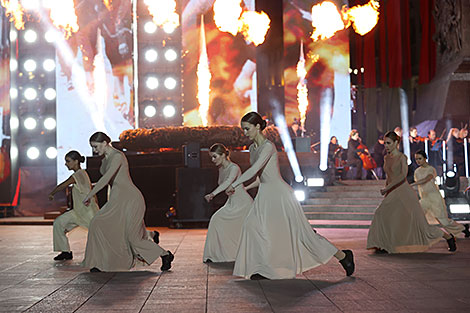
[427,130,444,175]
[394,127,404,153]
[447,128,463,175]
[372,135,386,179]
[409,126,425,170]
[328,136,343,181]
[288,118,303,138]
[347,129,364,180]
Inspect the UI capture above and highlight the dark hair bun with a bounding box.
[260,119,267,130]
[241,112,267,130]
[80,156,85,163]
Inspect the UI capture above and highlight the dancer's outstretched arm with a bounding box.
[205,165,239,202]
[49,176,76,200]
[231,142,273,189]
[83,153,122,203]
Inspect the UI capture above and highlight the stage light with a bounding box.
[353,69,358,75]
[440,189,446,198]
[146,76,159,90]
[27,147,40,160]
[10,117,19,130]
[10,146,18,159]
[163,24,176,34]
[164,77,177,90]
[46,147,57,159]
[307,178,325,187]
[44,88,56,100]
[10,59,17,71]
[24,59,37,72]
[10,88,18,99]
[24,30,38,43]
[443,170,460,198]
[449,204,470,214]
[447,171,456,178]
[43,59,56,72]
[24,117,37,130]
[10,30,17,42]
[45,30,58,43]
[145,49,158,62]
[44,117,56,130]
[295,175,304,183]
[144,105,157,117]
[162,104,176,118]
[24,88,38,100]
[294,190,306,202]
[164,49,177,61]
[144,21,157,34]
[22,0,40,10]
[319,163,328,171]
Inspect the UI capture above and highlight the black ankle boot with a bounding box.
[339,250,355,276]
[54,251,73,261]
[462,225,470,238]
[447,235,457,252]
[152,231,160,244]
[161,251,174,271]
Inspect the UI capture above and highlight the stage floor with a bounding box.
[1,226,470,312]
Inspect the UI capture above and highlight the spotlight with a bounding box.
[27,147,40,160]
[295,175,304,183]
[144,21,157,34]
[46,147,57,159]
[24,59,37,72]
[10,116,19,130]
[10,88,18,99]
[43,117,56,130]
[24,117,37,130]
[163,24,176,34]
[10,59,17,71]
[319,163,328,171]
[45,30,58,43]
[10,146,18,159]
[164,77,177,90]
[145,49,158,62]
[43,59,56,72]
[307,178,325,187]
[294,190,306,202]
[146,76,159,90]
[24,30,38,43]
[24,88,38,100]
[10,30,17,42]
[439,189,445,198]
[443,170,459,197]
[44,88,56,100]
[449,204,470,214]
[144,105,157,118]
[162,104,176,118]
[164,49,177,61]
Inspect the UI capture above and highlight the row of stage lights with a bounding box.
[10,116,56,131]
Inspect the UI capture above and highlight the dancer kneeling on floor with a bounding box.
[49,150,99,261]
[225,112,355,280]
[82,132,173,272]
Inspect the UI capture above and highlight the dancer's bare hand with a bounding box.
[83,197,91,206]
[204,193,214,203]
[225,186,235,196]
[380,188,387,196]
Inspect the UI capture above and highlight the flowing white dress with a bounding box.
[203,162,253,262]
[414,165,464,236]
[232,140,338,279]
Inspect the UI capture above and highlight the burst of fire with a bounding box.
[239,11,270,46]
[343,0,380,36]
[49,0,79,39]
[145,0,180,33]
[103,0,113,10]
[213,0,242,36]
[197,15,211,127]
[310,1,345,41]
[0,0,25,30]
[296,41,308,130]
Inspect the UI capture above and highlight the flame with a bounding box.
[0,0,25,30]
[310,1,345,41]
[296,41,308,130]
[145,0,180,33]
[213,0,243,36]
[343,0,379,36]
[239,11,270,46]
[49,0,79,39]
[103,0,112,10]
[197,15,211,127]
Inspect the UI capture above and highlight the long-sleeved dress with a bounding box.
[231,140,338,279]
[203,162,253,262]
[367,153,444,253]
[82,148,166,271]
[414,165,464,236]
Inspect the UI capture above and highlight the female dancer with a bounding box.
[225,112,354,280]
[82,132,173,272]
[367,132,457,253]
[203,144,254,263]
[411,150,465,235]
[49,151,99,261]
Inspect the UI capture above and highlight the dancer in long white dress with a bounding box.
[411,150,465,236]
[82,132,173,272]
[49,151,99,261]
[225,112,354,280]
[203,144,254,263]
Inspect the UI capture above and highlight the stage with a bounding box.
[1,226,470,312]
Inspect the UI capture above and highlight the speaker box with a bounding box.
[293,137,311,152]
[183,142,201,168]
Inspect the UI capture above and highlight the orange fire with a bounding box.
[296,41,308,130]
[197,15,211,127]
[0,0,25,30]
[213,0,242,36]
[49,0,79,39]
[343,0,380,36]
[310,1,345,41]
[145,0,180,33]
[103,0,113,10]
[239,11,270,46]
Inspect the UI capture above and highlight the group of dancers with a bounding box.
[49,112,464,279]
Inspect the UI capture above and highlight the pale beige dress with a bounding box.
[414,165,464,236]
[232,140,338,279]
[53,169,99,252]
[367,153,444,253]
[82,148,166,271]
[203,162,253,262]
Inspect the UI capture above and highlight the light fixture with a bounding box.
[27,147,40,160]
[10,88,18,99]
[46,147,57,159]
[144,105,157,118]
[145,49,158,62]
[24,117,37,130]
[162,104,176,118]
[10,30,17,42]
[44,30,58,43]
[146,76,159,90]
[163,24,176,34]
[24,30,38,43]
[294,190,306,202]
[164,49,177,61]
[439,189,445,198]
[24,59,37,72]
[144,21,157,34]
[307,178,325,187]
[44,117,56,130]
[164,77,177,90]
[10,59,18,71]
[24,88,38,100]
[449,204,470,214]
[44,88,56,100]
[10,146,18,159]
[10,116,19,130]
[295,175,304,183]
[43,59,56,72]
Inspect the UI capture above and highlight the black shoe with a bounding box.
[463,225,470,238]
[250,274,269,280]
[374,248,388,254]
[161,251,174,271]
[447,235,457,252]
[339,250,355,276]
[54,251,73,261]
[204,259,212,263]
[152,231,160,244]
[90,267,101,272]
